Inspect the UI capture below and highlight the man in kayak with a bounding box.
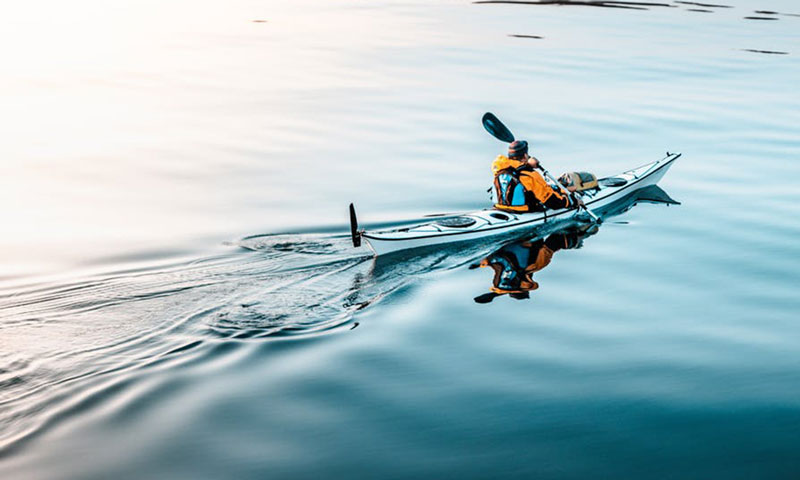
[492,140,580,212]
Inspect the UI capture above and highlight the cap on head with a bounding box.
[508,140,529,160]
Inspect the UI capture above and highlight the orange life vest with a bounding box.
[491,155,566,212]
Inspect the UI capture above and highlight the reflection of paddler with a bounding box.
[473,226,597,303]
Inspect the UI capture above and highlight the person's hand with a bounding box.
[526,156,540,169]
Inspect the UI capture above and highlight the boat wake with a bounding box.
[0,185,677,458]
[0,232,490,457]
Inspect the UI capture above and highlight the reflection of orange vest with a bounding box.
[479,242,556,295]
[492,156,566,212]
[524,244,555,275]
[483,260,539,294]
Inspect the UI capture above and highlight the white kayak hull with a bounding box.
[360,153,680,256]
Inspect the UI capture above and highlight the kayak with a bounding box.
[351,152,679,257]
[354,153,679,256]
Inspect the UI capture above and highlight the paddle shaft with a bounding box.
[516,159,599,222]
[538,165,600,222]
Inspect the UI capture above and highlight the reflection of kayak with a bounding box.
[353,153,680,257]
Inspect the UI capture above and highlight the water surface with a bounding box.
[2,0,800,478]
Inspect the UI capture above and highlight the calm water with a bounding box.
[2,0,800,478]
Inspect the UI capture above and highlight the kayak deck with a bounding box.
[359,153,680,256]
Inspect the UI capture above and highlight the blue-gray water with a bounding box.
[2,0,800,478]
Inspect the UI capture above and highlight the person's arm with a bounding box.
[531,157,576,192]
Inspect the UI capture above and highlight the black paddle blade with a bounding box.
[474,292,500,304]
[482,112,515,143]
[349,203,361,247]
